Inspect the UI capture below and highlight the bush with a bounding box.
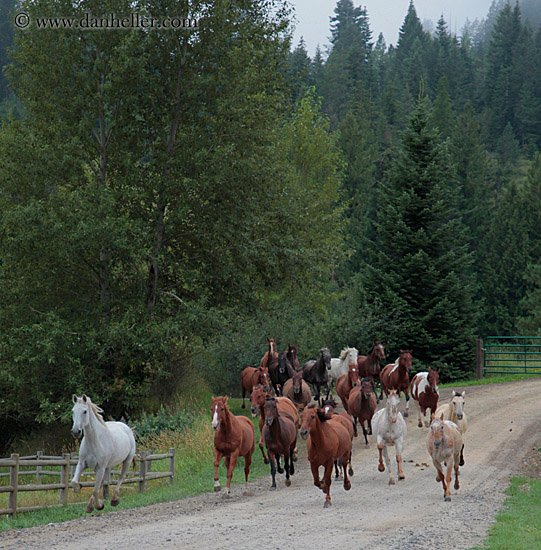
[129,405,197,440]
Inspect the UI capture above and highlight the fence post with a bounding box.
[36,450,43,484]
[168,448,175,485]
[9,453,19,518]
[138,452,147,493]
[59,453,70,506]
[476,338,484,379]
[103,468,110,500]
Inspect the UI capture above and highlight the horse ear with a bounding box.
[461,391,466,397]
[430,413,435,421]
[82,394,88,403]
[72,394,78,404]
[224,396,228,404]
[440,413,444,421]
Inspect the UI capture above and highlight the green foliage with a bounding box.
[129,406,197,439]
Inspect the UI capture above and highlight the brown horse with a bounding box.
[260,337,278,370]
[347,377,377,445]
[282,366,312,411]
[300,404,353,508]
[286,343,300,370]
[211,396,255,495]
[357,341,385,402]
[250,384,299,463]
[262,398,298,489]
[426,413,462,501]
[241,366,270,408]
[380,350,413,417]
[411,367,440,428]
[335,362,361,412]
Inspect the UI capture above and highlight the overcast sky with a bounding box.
[289,0,495,55]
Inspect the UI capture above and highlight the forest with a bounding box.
[0,0,540,452]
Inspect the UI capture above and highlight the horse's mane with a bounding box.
[339,347,353,361]
[78,396,107,426]
[394,357,400,367]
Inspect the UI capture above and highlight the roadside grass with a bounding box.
[477,477,541,549]
[439,372,541,389]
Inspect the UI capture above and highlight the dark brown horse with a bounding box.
[411,367,440,428]
[269,350,293,396]
[240,366,270,408]
[262,397,298,489]
[260,337,278,370]
[250,384,299,463]
[300,404,353,508]
[357,341,386,402]
[347,378,377,445]
[379,350,413,417]
[335,362,361,412]
[286,344,300,370]
[302,348,332,405]
[211,396,255,495]
[282,366,312,411]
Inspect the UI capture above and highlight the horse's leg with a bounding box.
[453,460,460,491]
[90,465,106,512]
[416,401,423,428]
[289,443,296,476]
[111,455,132,506]
[362,423,369,446]
[377,441,386,473]
[382,445,394,485]
[269,453,277,490]
[284,453,291,487]
[342,451,351,491]
[310,461,323,490]
[71,458,86,493]
[243,452,252,491]
[444,459,453,501]
[322,461,333,508]
[459,444,465,466]
[276,452,284,474]
[404,390,410,417]
[396,439,405,480]
[324,382,331,402]
[258,430,269,464]
[334,459,341,479]
[424,406,431,428]
[225,451,239,495]
[213,448,223,492]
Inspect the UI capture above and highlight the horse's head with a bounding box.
[71,394,90,439]
[277,352,289,374]
[320,398,336,420]
[250,385,266,418]
[287,344,298,362]
[400,349,413,373]
[291,368,303,395]
[386,391,400,424]
[360,378,373,399]
[211,396,228,431]
[451,390,466,420]
[258,367,270,391]
[263,397,279,426]
[321,348,332,370]
[300,404,318,439]
[427,366,440,394]
[429,413,445,447]
[267,337,276,357]
[374,341,385,361]
[347,362,361,388]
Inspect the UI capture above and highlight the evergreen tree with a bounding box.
[431,76,455,140]
[287,37,313,104]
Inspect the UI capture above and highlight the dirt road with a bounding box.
[1,379,540,550]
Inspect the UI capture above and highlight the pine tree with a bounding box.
[431,76,455,140]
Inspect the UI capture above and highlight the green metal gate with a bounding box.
[482,336,541,375]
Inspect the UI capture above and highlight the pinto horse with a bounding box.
[300,404,353,508]
[372,390,407,485]
[347,378,377,445]
[262,397,298,489]
[211,396,255,495]
[260,337,278,371]
[380,350,413,417]
[240,366,270,408]
[426,414,463,501]
[335,362,361,412]
[357,341,385,402]
[282,366,312,412]
[302,348,332,404]
[250,384,299,464]
[411,367,440,428]
[435,390,467,466]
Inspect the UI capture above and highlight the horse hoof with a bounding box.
[324,501,332,508]
[263,458,269,465]
[389,478,395,485]
[111,497,119,506]
[214,486,221,492]
[96,501,105,511]
[460,458,465,466]
[72,483,81,493]
[399,474,405,480]
[344,481,351,491]
[270,485,276,491]
[404,412,408,417]
[285,479,291,487]
[418,422,423,428]
[348,468,354,476]
[378,464,385,472]
[241,403,245,409]
[444,496,451,502]
[85,504,94,514]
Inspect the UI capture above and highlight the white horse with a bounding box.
[372,390,407,485]
[71,395,136,513]
[329,347,358,383]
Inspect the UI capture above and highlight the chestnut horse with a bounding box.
[260,337,278,370]
[302,348,332,404]
[435,390,467,466]
[347,378,377,445]
[357,341,385,402]
[282,366,312,411]
[262,398,298,489]
[240,366,270,408]
[211,396,255,495]
[250,384,299,463]
[426,414,462,501]
[411,367,440,428]
[372,390,407,485]
[335,362,361,412]
[379,350,413,417]
[300,404,353,508]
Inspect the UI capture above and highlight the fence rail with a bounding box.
[0,448,175,517]
[481,336,541,376]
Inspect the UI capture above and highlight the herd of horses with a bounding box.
[215,339,469,507]
[66,339,469,513]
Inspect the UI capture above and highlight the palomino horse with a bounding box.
[329,347,359,384]
[426,414,463,501]
[302,348,332,404]
[282,366,312,411]
[250,384,299,463]
[411,367,440,428]
[372,390,407,485]
[240,366,270,408]
[71,395,136,513]
[357,341,385,402]
[435,390,467,465]
[335,362,361,412]
[211,396,255,495]
[262,397,298,489]
[300,404,353,508]
[379,350,413,417]
[347,377,377,445]
[260,337,278,370]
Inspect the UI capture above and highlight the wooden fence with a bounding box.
[0,448,175,517]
